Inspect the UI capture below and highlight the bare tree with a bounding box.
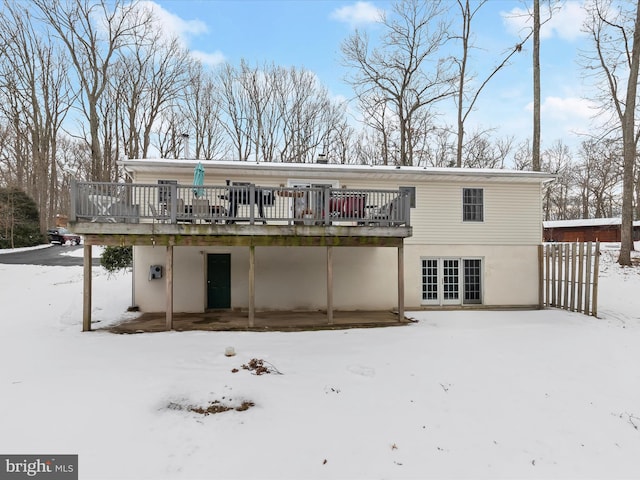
[276,66,335,163]
[326,120,356,165]
[635,155,640,220]
[115,31,193,160]
[541,140,575,220]
[453,0,532,168]
[32,0,151,180]
[0,2,74,228]
[179,63,229,160]
[533,0,541,171]
[240,60,281,162]
[462,130,514,169]
[576,138,622,218]
[583,0,640,265]
[512,139,533,170]
[352,129,382,166]
[356,93,395,165]
[341,0,455,166]
[422,127,456,167]
[56,136,91,216]
[154,109,188,159]
[217,63,254,161]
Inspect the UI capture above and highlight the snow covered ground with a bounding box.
[0,244,639,479]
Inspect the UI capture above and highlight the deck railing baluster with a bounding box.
[71,182,410,227]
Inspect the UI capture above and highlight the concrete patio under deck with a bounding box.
[104,310,412,333]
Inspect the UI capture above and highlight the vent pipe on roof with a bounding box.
[316,153,327,164]
[181,133,190,159]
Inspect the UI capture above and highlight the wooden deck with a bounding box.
[103,310,412,333]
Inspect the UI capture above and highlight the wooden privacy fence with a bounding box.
[539,241,600,316]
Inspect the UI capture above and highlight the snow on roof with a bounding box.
[544,218,640,228]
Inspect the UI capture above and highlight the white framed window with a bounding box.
[421,257,483,306]
[462,188,484,222]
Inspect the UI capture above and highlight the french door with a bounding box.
[421,258,482,306]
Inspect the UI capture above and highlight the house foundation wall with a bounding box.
[132,244,540,313]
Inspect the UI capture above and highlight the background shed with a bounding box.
[543,218,640,242]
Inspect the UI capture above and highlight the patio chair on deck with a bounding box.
[367,197,400,226]
[148,203,168,222]
[172,198,192,223]
[192,198,210,223]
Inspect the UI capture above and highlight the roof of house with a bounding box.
[120,158,556,184]
[544,218,640,228]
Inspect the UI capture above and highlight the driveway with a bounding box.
[0,244,101,267]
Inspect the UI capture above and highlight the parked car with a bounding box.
[47,227,81,245]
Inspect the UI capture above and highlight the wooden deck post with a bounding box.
[82,244,92,331]
[166,242,174,330]
[538,244,544,309]
[585,241,593,315]
[577,242,585,313]
[249,245,255,327]
[592,241,600,317]
[570,242,577,311]
[327,246,333,325]
[398,243,404,322]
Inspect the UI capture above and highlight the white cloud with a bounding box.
[135,1,225,66]
[522,95,598,141]
[330,1,384,27]
[537,96,596,120]
[546,2,588,41]
[138,1,209,40]
[190,50,226,67]
[502,1,587,42]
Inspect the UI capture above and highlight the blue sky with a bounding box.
[149,0,595,151]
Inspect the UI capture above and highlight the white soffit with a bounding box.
[120,159,556,184]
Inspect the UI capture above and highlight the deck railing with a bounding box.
[70,181,411,227]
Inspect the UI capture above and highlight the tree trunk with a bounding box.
[618,0,640,266]
[532,0,541,172]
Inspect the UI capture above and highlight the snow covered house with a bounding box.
[70,160,554,331]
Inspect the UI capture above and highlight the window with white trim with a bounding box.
[463,188,483,222]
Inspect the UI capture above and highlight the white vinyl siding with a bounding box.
[409,182,543,245]
[128,163,548,311]
[134,172,543,246]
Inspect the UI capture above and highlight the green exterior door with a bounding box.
[207,254,231,309]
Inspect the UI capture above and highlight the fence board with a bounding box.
[585,242,592,315]
[592,246,600,317]
[542,241,599,317]
[545,244,551,307]
[570,242,577,312]
[563,243,570,309]
[557,245,563,306]
[577,242,585,313]
[551,246,557,306]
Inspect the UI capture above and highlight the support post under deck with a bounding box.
[398,244,404,322]
[166,243,174,330]
[82,244,92,331]
[327,246,334,325]
[249,245,255,327]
